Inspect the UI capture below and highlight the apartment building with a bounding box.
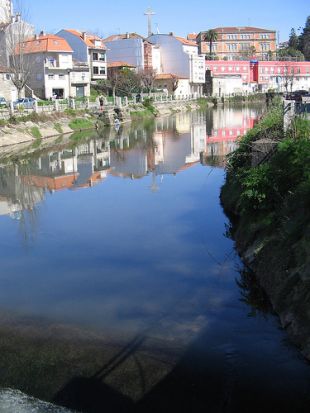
[147,34,205,96]
[197,27,277,60]
[103,33,161,73]
[57,29,107,82]
[21,33,90,99]
[205,60,310,95]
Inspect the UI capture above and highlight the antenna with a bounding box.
[144,7,155,37]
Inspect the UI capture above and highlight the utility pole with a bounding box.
[144,7,155,37]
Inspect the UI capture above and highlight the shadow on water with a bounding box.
[52,324,310,413]
[236,267,275,318]
[51,268,310,413]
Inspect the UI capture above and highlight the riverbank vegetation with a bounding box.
[221,101,310,358]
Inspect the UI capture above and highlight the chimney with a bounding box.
[40,30,45,36]
[169,32,174,36]
[82,32,87,41]
[126,32,129,39]
[15,13,21,22]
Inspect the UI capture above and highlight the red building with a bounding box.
[205,60,310,93]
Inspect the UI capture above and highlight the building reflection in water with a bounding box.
[0,107,262,219]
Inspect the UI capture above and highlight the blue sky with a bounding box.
[18,0,309,42]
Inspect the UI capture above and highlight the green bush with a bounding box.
[68,118,94,130]
[30,126,42,139]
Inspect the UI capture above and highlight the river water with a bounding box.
[0,107,309,413]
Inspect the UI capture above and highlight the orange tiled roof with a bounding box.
[19,34,73,54]
[175,36,197,47]
[155,73,188,80]
[65,29,106,50]
[211,26,275,33]
[187,33,198,41]
[108,61,136,68]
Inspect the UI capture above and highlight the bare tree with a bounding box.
[283,64,295,94]
[139,68,157,95]
[171,74,179,93]
[4,3,34,97]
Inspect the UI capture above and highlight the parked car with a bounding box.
[13,97,36,109]
[0,97,8,108]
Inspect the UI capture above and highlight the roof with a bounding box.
[108,61,136,68]
[155,73,188,80]
[104,33,145,42]
[64,29,106,50]
[175,36,197,46]
[187,33,198,41]
[19,34,73,54]
[211,26,276,34]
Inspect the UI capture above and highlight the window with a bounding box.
[99,67,106,75]
[93,52,98,61]
[5,74,10,80]
[93,66,99,75]
[99,53,106,61]
[59,74,65,79]
[48,74,54,80]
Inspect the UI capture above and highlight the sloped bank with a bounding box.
[0,111,96,148]
[220,103,310,359]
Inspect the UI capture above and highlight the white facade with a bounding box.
[147,34,205,96]
[152,46,161,73]
[57,30,107,82]
[0,69,18,101]
[212,76,245,97]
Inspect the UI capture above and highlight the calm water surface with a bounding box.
[0,107,309,413]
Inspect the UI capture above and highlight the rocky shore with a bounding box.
[220,103,310,359]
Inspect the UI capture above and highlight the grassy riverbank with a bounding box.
[221,102,310,358]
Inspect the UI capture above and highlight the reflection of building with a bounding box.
[0,165,44,218]
[0,107,261,211]
[22,139,110,191]
[202,107,260,165]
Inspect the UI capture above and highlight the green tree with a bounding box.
[277,47,304,61]
[288,28,299,50]
[203,29,218,59]
[299,16,310,60]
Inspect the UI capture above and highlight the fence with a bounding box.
[0,93,203,121]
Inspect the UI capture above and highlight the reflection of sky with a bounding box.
[0,162,237,339]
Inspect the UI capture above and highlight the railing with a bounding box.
[0,93,204,120]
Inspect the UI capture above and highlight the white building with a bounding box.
[22,33,90,99]
[0,66,19,101]
[103,33,161,73]
[57,29,107,82]
[147,34,205,96]
[0,0,34,68]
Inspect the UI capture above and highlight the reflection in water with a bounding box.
[1,107,310,413]
[0,107,262,222]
